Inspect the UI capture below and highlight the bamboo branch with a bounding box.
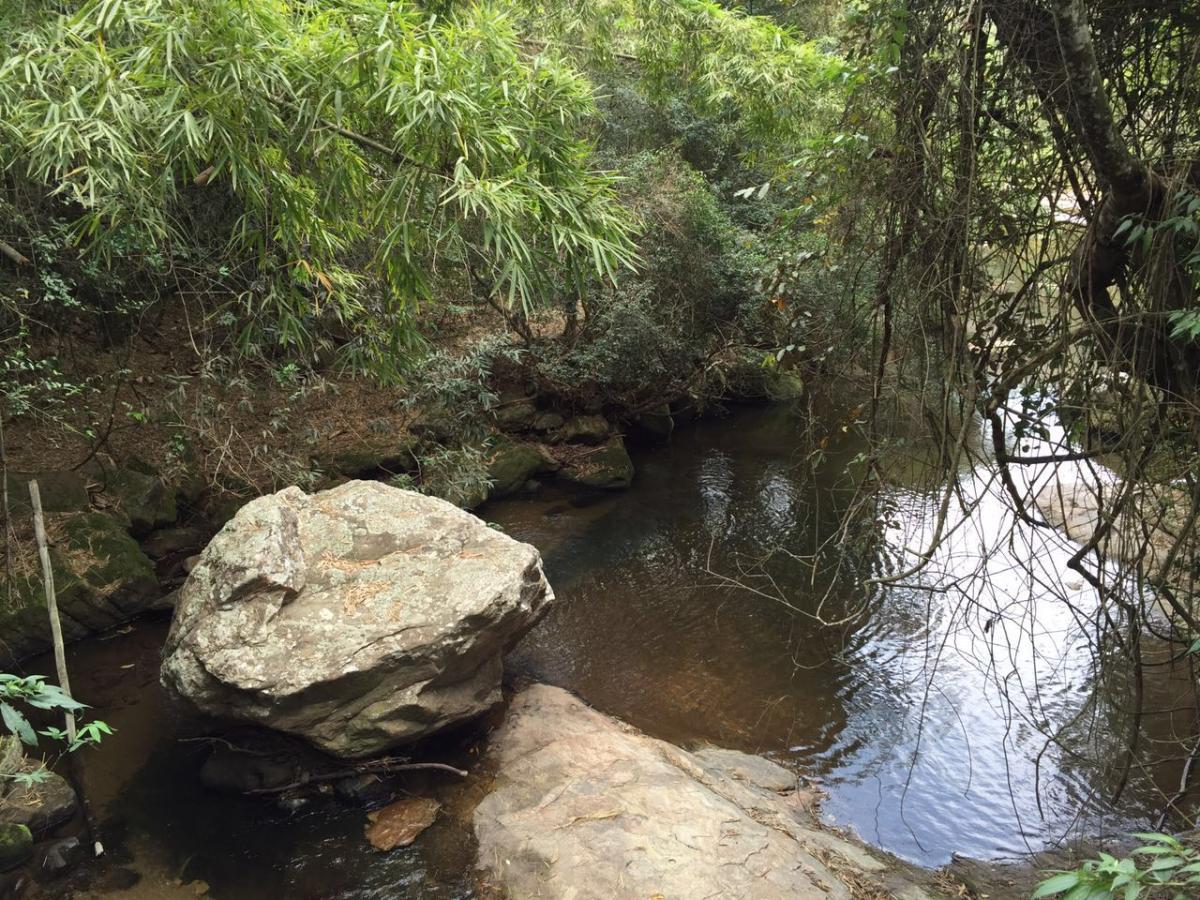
[0,240,30,267]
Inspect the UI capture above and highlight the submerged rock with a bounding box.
[30,836,85,880]
[628,403,674,440]
[161,481,553,757]
[474,685,944,900]
[1035,477,1197,580]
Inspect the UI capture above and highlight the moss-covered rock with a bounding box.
[4,471,90,517]
[487,444,546,499]
[0,824,31,872]
[723,356,804,404]
[531,411,565,433]
[106,467,178,536]
[628,404,674,440]
[765,371,805,401]
[561,439,635,490]
[495,398,538,431]
[0,512,158,664]
[0,768,78,835]
[557,415,610,445]
[318,435,418,480]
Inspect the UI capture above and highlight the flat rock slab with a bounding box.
[474,684,943,900]
[161,481,553,757]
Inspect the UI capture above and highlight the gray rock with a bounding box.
[161,481,554,757]
[30,836,84,880]
[475,685,943,900]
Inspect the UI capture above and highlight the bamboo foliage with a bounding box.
[0,0,639,366]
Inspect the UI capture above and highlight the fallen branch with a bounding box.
[244,759,469,795]
[0,239,30,267]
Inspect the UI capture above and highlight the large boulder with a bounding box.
[161,481,554,757]
[475,685,942,900]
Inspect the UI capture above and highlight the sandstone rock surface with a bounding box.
[475,684,942,900]
[161,481,553,757]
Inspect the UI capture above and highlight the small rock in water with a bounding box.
[31,836,85,880]
[275,794,309,815]
[199,748,295,794]
[364,798,441,851]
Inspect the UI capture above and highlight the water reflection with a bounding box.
[489,399,1198,865]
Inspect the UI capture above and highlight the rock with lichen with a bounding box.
[161,481,554,757]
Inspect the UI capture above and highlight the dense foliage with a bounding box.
[5,0,1200,874]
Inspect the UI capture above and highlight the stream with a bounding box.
[41,398,1200,897]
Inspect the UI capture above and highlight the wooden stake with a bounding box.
[28,480,76,744]
[28,480,104,857]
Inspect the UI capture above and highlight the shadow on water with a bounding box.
[37,397,1200,896]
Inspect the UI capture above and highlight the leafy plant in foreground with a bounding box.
[0,675,111,770]
[1035,834,1200,900]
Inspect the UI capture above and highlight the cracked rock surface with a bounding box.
[475,684,945,900]
[161,481,553,757]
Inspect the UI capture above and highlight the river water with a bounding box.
[45,397,1200,897]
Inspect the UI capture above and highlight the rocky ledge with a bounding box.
[161,481,553,757]
[474,684,947,900]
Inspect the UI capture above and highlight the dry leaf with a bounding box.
[364,797,441,851]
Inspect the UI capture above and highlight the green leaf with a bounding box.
[0,701,37,746]
[1034,873,1081,897]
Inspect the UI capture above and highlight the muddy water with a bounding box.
[39,400,1200,896]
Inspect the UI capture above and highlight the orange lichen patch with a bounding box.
[341,579,391,616]
[318,551,382,573]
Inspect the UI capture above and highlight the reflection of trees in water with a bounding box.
[704,388,1200,858]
